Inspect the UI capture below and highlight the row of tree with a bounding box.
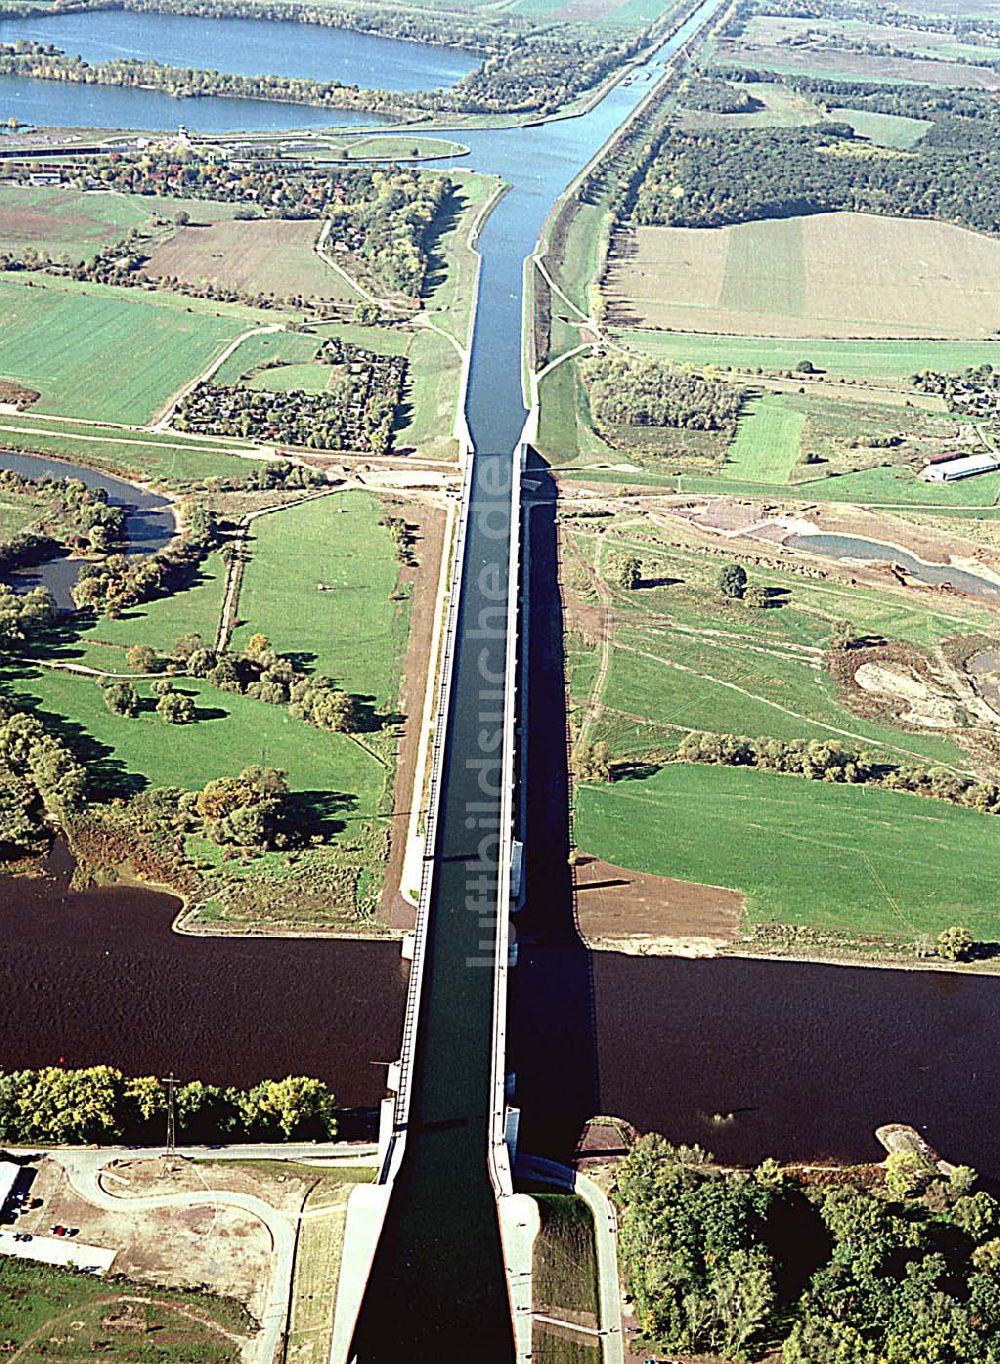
[12,0,661,119]
[72,507,218,618]
[675,729,1000,816]
[617,1133,1000,1363]
[0,1065,337,1144]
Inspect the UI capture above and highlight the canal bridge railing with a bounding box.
[381,443,477,1185]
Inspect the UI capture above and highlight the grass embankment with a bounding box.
[0,415,257,487]
[0,1258,254,1364]
[0,273,295,425]
[286,1166,376,1364]
[532,1193,600,1364]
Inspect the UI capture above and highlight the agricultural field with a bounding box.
[0,184,153,260]
[614,331,1000,380]
[574,762,1000,940]
[142,218,352,304]
[710,15,1000,87]
[0,1258,254,1364]
[564,509,1000,944]
[0,274,284,425]
[602,214,1000,339]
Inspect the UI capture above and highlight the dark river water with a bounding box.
[0,0,993,1192]
[2,855,998,1172]
[0,450,175,608]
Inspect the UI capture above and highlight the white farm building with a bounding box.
[920,452,1000,483]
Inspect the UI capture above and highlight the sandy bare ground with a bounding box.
[13,1158,272,1322]
[573,854,742,956]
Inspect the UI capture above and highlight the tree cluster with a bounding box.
[0,1064,338,1144]
[624,122,1000,235]
[174,351,404,454]
[71,509,218,618]
[583,354,745,435]
[38,154,451,299]
[0,469,126,568]
[912,364,1000,418]
[183,633,363,738]
[0,698,86,856]
[617,1132,1000,1364]
[0,582,56,654]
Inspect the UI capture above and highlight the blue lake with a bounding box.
[0,9,479,89]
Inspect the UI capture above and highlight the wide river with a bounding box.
[1,0,998,1196]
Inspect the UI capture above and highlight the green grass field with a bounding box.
[0,275,266,424]
[725,394,805,482]
[533,1195,599,1319]
[231,493,403,705]
[7,663,382,802]
[249,362,332,395]
[575,762,1000,939]
[829,106,932,148]
[87,551,228,654]
[214,330,321,385]
[618,330,1000,379]
[565,519,987,773]
[0,415,256,487]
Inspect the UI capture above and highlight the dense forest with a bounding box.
[617,1133,1000,1364]
[583,353,745,434]
[623,122,1000,233]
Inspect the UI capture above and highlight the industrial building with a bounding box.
[920,452,1000,483]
